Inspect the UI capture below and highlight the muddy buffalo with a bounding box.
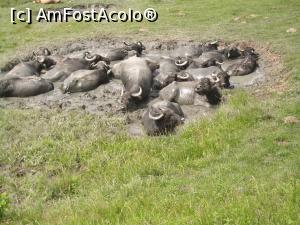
[159,78,222,107]
[3,60,45,80]
[142,100,185,135]
[172,41,219,58]
[219,46,242,60]
[182,66,231,88]
[0,76,54,97]
[226,48,259,76]
[105,41,146,61]
[42,52,108,82]
[153,58,181,90]
[61,62,109,93]
[111,56,158,107]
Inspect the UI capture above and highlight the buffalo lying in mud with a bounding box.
[159,78,222,107]
[174,45,248,70]
[111,56,158,108]
[33,48,65,70]
[105,41,146,61]
[0,76,54,97]
[142,100,185,136]
[172,41,219,58]
[180,67,232,89]
[225,48,259,76]
[61,61,110,93]
[3,49,60,80]
[3,61,44,80]
[42,52,109,82]
[152,58,190,90]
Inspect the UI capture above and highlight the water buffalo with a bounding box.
[226,48,259,76]
[152,58,187,90]
[201,41,219,53]
[123,41,146,56]
[182,66,231,88]
[174,45,239,70]
[33,48,64,69]
[111,56,158,107]
[0,76,54,97]
[34,47,51,56]
[105,41,146,61]
[61,62,109,93]
[174,52,223,70]
[196,51,225,68]
[142,100,185,136]
[219,46,242,59]
[159,78,222,107]
[173,41,219,58]
[42,52,108,82]
[4,60,44,80]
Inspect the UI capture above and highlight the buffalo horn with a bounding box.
[149,110,164,120]
[131,86,143,97]
[175,60,188,67]
[177,72,190,80]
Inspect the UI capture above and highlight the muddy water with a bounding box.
[0,40,265,136]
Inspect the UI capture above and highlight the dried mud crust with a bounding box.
[0,39,282,136]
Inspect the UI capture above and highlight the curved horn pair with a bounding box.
[175,60,188,67]
[149,110,164,121]
[84,52,98,62]
[177,72,190,80]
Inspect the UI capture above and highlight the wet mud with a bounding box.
[0,40,267,136]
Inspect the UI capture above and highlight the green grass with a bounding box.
[0,0,300,224]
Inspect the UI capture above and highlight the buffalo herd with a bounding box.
[0,41,259,135]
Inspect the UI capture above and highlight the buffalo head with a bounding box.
[143,101,185,135]
[195,77,222,105]
[123,41,146,56]
[175,56,193,70]
[83,52,111,66]
[223,46,241,59]
[202,41,219,52]
[211,71,231,89]
[121,85,144,109]
[195,77,216,95]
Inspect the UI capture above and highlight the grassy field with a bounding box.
[0,0,300,224]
